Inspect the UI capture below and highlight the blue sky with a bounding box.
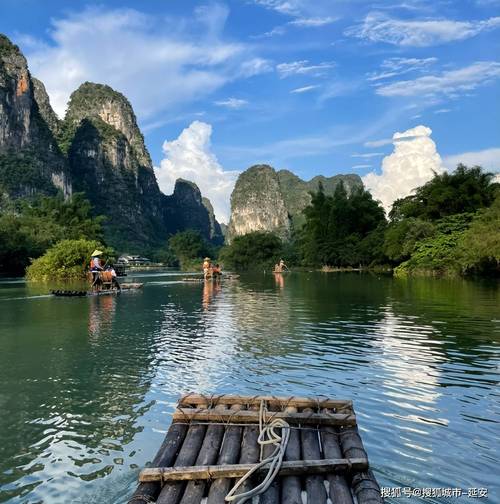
[1,0,499,221]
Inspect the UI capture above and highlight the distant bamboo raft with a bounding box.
[129,393,383,504]
[51,283,143,297]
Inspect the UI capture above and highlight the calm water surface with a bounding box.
[0,271,499,503]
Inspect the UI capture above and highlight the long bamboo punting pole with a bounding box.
[172,408,356,425]
[206,404,243,504]
[280,406,302,504]
[156,423,207,504]
[178,405,227,504]
[300,408,327,504]
[139,458,369,482]
[128,422,188,504]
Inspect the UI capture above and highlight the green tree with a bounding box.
[456,195,500,275]
[220,232,283,270]
[384,218,435,263]
[26,239,113,281]
[168,229,212,268]
[300,182,386,267]
[390,165,498,221]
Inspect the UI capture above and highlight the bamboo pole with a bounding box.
[173,408,356,426]
[128,422,188,504]
[156,423,207,504]
[280,406,302,504]
[300,408,327,504]
[321,425,354,504]
[206,404,244,504]
[352,471,383,504]
[139,458,368,482]
[179,404,227,504]
[179,394,352,410]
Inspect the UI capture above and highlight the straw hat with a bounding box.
[91,249,103,257]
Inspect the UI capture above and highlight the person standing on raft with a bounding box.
[203,257,212,280]
[90,250,104,287]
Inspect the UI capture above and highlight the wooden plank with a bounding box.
[139,457,368,482]
[156,424,207,504]
[206,405,244,504]
[128,422,188,504]
[300,409,327,504]
[179,394,352,410]
[281,407,302,504]
[172,408,356,426]
[179,405,227,504]
[321,425,354,504]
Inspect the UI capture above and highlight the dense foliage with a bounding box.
[0,193,104,275]
[300,182,386,267]
[26,239,113,281]
[168,229,214,270]
[390,165,497,221]
[220,232,283,270]
[389,166,499,277]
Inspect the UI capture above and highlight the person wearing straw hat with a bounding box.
[202,256,211,280]
[90,249,104,287]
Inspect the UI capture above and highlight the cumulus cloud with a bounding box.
[443,147,500,172]
[376,61,500,98]
[364,138,393,147]
[214,98,248,109]
[363,125,443,212]
[21,5,262,118]
[276,60,335,78]
[154,121,239,223]
[346,12,500,46]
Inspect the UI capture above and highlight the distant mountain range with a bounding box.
[0,34,223,252]
[1,33,363,252]
[227,165,363,242]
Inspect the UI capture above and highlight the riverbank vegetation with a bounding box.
[0,193,105,276]
[220,165,499,277]
[26,239,113,281]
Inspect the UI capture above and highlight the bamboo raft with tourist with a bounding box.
[51,249,143,297]
[129,393,382,504]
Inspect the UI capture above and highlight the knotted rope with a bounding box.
[225,400,290,503]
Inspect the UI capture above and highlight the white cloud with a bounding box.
[363,125,444,212]
[376,61,500,97]
[154,121,239,223]
[276,60,335,78]
[367,57,437,81]
[351,152,385,158]
[289,16,338,27]
[291,85,319,93]
[346,12,500,46]
[352,164,372,169]
[364,138,393,147]
[251,0,301,15]
[214,98,248,109]
[21,6,260,118]
[443,147,500,172]
[239,57,274,76]
[434,108,452,114]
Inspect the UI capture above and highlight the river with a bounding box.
[0,270,498,503]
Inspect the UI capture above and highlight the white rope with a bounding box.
[225,401,290,504]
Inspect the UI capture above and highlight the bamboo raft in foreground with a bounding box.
[129,394,383,504]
